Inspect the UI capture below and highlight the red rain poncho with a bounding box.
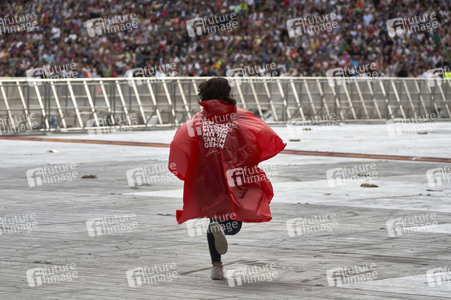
[168,99,286,224]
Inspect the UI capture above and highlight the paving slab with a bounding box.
[0,123,450,299]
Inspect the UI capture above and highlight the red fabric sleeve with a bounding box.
[257,124,286,162]
[168,123,191,181]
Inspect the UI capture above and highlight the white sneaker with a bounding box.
[211,266,224,280]
[209,222,228,255]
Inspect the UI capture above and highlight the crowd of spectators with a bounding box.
[0,0,449,78]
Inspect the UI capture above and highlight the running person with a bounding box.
[169,77,285,280]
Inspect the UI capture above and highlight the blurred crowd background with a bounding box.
[0,0,450,78]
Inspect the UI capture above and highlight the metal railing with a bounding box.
[0,77,449,134]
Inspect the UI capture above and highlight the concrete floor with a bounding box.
[0,124,450,299]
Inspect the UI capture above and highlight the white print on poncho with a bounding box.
[202,120,232,149]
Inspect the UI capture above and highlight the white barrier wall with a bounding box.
[0,77,449,134]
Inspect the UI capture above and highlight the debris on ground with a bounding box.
[361,183,379,188]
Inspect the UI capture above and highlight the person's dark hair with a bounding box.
[197,77,237,105]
